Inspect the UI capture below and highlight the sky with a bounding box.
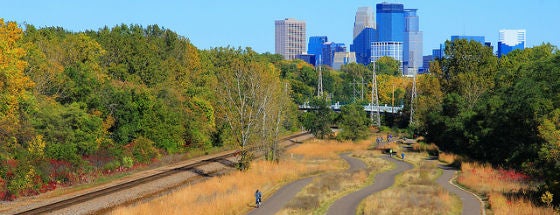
[2,0,559,56]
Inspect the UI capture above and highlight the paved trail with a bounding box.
[247,153,366,215]
[327,157,413,215]
[436,165,483,215]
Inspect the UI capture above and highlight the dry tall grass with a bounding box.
[279,150,390,214]
[438,152,457,164]
[111,139,367,215]
[458,162,530,194]
[488,192,556,215]
[444,154,555,214]
[359,152,462,215]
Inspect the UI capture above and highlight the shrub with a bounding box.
[122,156,134,168]
[130,137,160,164]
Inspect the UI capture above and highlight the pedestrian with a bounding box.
[255,189,262,208]
[389,148,393,157]
[401,152,405,160]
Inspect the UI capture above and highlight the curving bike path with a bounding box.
[247,153,366,215]
[327,157,413,215]
[436,165,483,215]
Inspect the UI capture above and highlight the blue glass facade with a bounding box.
[296,54,316,66]
[498,41,524,57]
[376,3,405,42]
[322,42,346,67]
[350,27,377,65]
[450,35,486,44]
[308,36,328,57]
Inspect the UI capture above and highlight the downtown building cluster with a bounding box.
[275,2,423,75]
[275,3,526,75]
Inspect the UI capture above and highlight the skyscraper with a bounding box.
[451,35,486,44]
[376,3,405,42]
[353,7,375,39]
[403,9,423,75]
[371,42,403,68]
[322,42,346,68]
[351,7,377,65]
[498,29,526,57]
[308,36,328,58]
[332,52,357,70]
[275,18,306,60]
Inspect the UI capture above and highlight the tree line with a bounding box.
[0,19,390,199]
[415,39,560,203]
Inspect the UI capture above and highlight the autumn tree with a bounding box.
[0,19,34,146]
[213,48,287,170]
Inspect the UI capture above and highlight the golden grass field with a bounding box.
[457,162,555,215]
[277,143,392,214]
[110,138,371,215]
[357,151,462,215]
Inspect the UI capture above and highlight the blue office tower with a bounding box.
[296,54,316,66]
[498,29,526,57]
[451,35,486,44]
[403,9,422,75]
[351,28,377,65]
[322,42,346,68]
[376,3,405,42]
[308,36,328,57]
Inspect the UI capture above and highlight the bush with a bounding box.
[130,137,160,164]
[122,156,134,168]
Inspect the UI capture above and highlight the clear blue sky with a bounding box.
[2,0,558,55]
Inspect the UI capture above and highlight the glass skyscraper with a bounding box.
[372,42,403,70]
[353,7,375,39]
[275,18,306,60]
[376,3,405,43]
[351,7,377,65]
[322,42,346,68]
[403,9,423,75]
[498,29,526,57]
[451,35,486,44]
[308,36,328,57]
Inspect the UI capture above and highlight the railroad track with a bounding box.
[14,132,312,215]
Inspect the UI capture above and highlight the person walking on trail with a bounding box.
[389,148,393,158]
[401,152,405,160]
[255,189,262,208]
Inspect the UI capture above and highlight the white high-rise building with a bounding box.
[353,7,375,39]
[275,18,306,60]
[498,29,526,57]
[372,42,403,73]
[499,29,526,47]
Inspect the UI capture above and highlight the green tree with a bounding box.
[337,103,370,141]
[301,98,333,139]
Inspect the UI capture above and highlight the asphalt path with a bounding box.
[246,153,366,215]
[436,165,483,215]
[327,157,413,215]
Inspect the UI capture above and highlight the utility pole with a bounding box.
[361,76,364,100]
[371,61,381,127]
[391,83,395,114]
[409,52,417,127]
[317,57,324,98]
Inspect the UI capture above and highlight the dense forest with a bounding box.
[1,18,559,205]
[0,19,405,199]
[418,39,560,202]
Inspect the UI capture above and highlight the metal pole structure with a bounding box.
[317,57,324,98]
[371,61,381,127]
[409,53,417,127]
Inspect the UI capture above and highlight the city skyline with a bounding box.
[2,0,558,55]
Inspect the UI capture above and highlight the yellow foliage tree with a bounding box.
[0,19,34,142]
